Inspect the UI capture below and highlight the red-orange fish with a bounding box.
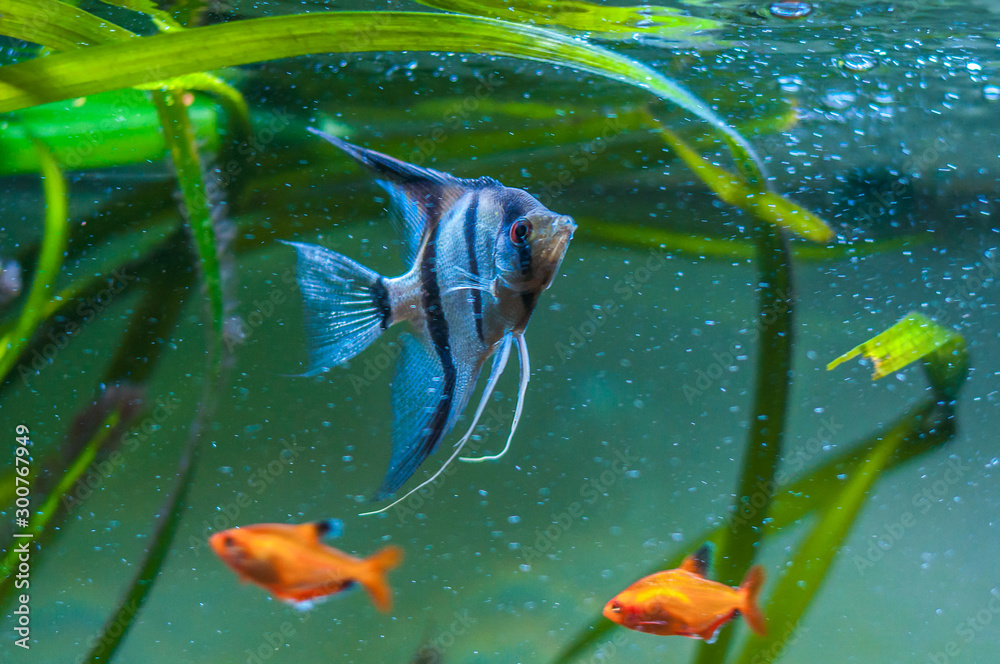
[603,544,766,642]
[209,520,402,612]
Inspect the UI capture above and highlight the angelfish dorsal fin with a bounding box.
[307,127,499,265]
[680,543,712,577]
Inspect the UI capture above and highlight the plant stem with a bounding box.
[694,222,794,664]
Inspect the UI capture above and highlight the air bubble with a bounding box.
[984,85,1000,101]
[842,53,878,73]
[769,2,812,19]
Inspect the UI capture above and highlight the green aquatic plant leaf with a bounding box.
[96,0,185,31]
[0,141,68,383]
[413,0,722,41]
[0,0,134,50]
[152,88,225,361]
[0,88,222,175]
[827,313,969,397]
[649,117,834,242]
[0,409,121,597]
[691,222,795,664]
[577,220,927,261]
[0,11,765,184]
[729,413,909,664]
[84,407,204,664]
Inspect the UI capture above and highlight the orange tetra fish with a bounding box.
[603,543,766,642]
[209,520,402,612]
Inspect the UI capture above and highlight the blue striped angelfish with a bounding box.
[286,129,576,513]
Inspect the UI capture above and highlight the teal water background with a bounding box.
[1,0,999,662]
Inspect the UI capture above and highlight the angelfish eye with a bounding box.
[509,218,532,245]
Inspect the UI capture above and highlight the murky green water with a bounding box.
[1,1,999,662]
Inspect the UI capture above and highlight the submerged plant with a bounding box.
[0,1,971,662]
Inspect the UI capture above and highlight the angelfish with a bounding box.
[603,543,767,642]
[287,129,576,510]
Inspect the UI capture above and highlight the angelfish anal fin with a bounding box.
[374,333,472,501]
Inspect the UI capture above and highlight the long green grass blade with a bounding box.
[414,0,723,40]
[0,12,764,182]
[691,222,795,664]
[0,410,120,597]
[577,220,924,261]
[730,420,905,664]
[0,142,68,382]
[151,89,224,358]
[0,0,134,50]
[83,409,203,663]
[0,88,222,175]
[650,119,834,242]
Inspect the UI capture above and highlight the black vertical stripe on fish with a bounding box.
[418,221,457,459]
[372,277,392,330]
[464,192,485,343]
[516,239,532,275]
[520,291,538,316]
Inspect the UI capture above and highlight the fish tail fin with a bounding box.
[283,241,392,374]
[358,545,403,612]
[739,565,768,637]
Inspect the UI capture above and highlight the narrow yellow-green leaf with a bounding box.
[0,12,765,183]
[151,89,224,355]
[578,220,926,261]
[651,119,834,242]
[731,415,905,664]
[827,312,962,379]
[0,0,135,50]
[0,142,69,383]
[415,0,722,40]
[97,0,185,31]
[0,411,119,589]
[137,72,250,135]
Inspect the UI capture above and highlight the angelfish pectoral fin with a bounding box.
[461,332,529,463]
[283,241,390,375]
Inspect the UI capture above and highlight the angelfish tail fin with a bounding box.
[739,565,767,637]
[283,241,392,374]
[358,545,403,612]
